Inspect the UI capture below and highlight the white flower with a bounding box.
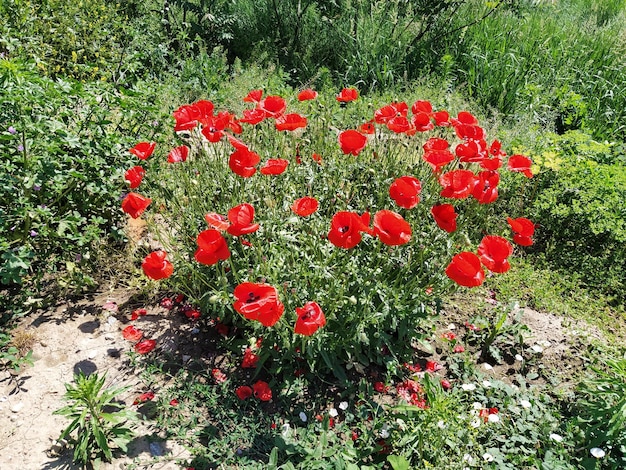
[281,423,291,436]
[473,402,483,410]
[329,408,338,417]
[299,412,307,422]
[437,420,445,429]
[470,417,481,428]
[590,447,606,458]
[463,453,474,464]
[487,414,500,423]
[448,323,456,330]
[380,428,390,439]
[483,452,494,462]
[531,344,544,353]
[515,354,524,362]
[549,433,563,442]
[520,399,532,409]
[461,383,476,391]
[339,401,349,411]
[482,380,492,388]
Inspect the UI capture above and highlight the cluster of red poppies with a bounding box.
[120,86,536,355]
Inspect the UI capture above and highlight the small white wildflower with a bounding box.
[299,412,307,422]
[520,399,532,409]
[338,401,348,411]
[281,423,290,436]
[448,323,456,330]
[461,383,476,391]
[515,354,524,362]
[470,417,481,428]
[463,453,474,464]
[482,380,492,388]
[329,408,338,418]
[488,414,500,423]
[483,452,494,462]
[380,428,390,439]
[549,433,563,443]
[531,344,544,353]
[590,447,606,458]
[437,420,445,429]
[473,402,483,410]
[482,363,493,371]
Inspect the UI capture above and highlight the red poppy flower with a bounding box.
[472,170,499,204]
[507,217,535,246]
[130,142,156,160]
[311,153,323,164]
[252,380,272,401]
[172,104,199,132]
[338,130,367,156]
[122,325,143,342]
[292,197,319,217]
[411,112,434,132]
[142,250,174,280]
[124,166,146,189]
[184,308,201,320]
[294,301,326,336]
[258,95,287,118]
[211,368,227,383]
[243,89,263,103]
[373,210,412,246]
[507,154,533,178]
[241,348,259,369]
[358,121,376,134]
[387,115,413,134]
[200,112,229,142]
[240,108,266,125]
[233,282,284,327]
[227,203,260,236]
[478,235,513,273]
[328,211,371,249]
[204,212,230,231]
[439,170,477,199]
[454,111,479,125]
[134,339,157,354]
[389,176,421,209]
[169,399,179,406]
[130,308,147,321]
[133,392,155,405]
[275,113,307,131]
[423,137,449,152]
[455,140,484,162]
[236,385,253,400]
[229,147,260,177]
[167,145,189,163]
[336,87,358,102]
[260,158,289,175]
[445,252,485,287]
[195,229,230,265]
[412,100,433,115]
[423,150,455,172]
[298,88,318,101]
[226,135,249,151]
[374,102,408,124]
[455,123,485,141]
[121,192,152,219]
[433,110,451,126]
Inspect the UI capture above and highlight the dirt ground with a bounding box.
[0,286,606,469]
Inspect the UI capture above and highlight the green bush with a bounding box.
[0,59,168,311]
[523,131,626,302]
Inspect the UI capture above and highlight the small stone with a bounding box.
[482,363,493,371]
[182,355,191,363]
[107,316,118,325]
[447,323,456,330]
[104,334,115,341]
[149,441,164,456]
[0,396,7,402]
[87,351,98,360]
[11,402,24,413]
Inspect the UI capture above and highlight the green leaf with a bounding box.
[387,455,411,470]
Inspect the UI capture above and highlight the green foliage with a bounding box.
[53,372,136,467]
[0,332,33,372]
[523,131,626,302]
[573,358,626,468]
[0,58,171,304]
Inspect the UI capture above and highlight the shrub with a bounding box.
[123,87,533,379]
